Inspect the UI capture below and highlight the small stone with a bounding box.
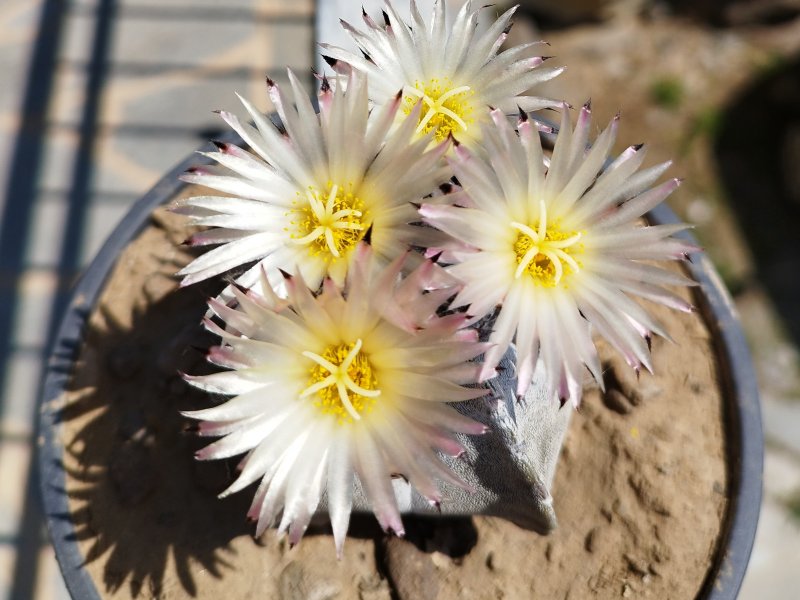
[485,551,496,570]
[430,551,452,570]
[279,562,339,600]
[622,583,633,598]
[382,536,439,599]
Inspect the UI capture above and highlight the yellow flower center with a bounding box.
[511,200,584,287]
[300,339,380,424]
[404,78,474,142]
[289,181,367,259]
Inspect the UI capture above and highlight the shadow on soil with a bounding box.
[48,254,477,598]
[714,53,800,346]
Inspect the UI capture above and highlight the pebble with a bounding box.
[279,562,339,600]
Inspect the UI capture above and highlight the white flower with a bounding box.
[320,0,563,146]
[182,244,490,554]
[420,105,697,403]
[175,70,451,297]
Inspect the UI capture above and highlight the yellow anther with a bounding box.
[511,201,584,287]
[289,182,367,259]
[404,78,474,142]
[301,339,380,423]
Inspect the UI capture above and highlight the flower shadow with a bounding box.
[52,268,257,598]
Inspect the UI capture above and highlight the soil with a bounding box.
[56,185,728,599]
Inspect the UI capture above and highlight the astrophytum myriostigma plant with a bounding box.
[176,0,697,554]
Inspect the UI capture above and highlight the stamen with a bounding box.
[301,339,381,423]
[404,78,474,142]
[540,249,563,284]
[537,199,547,241]
[336,381,360,421]
[302,350,338,372]
[299,375,337,398]
[511,221,541,242]
[514,245,539,279]
[437,85,472,103]
[290,182,367,259]
[511,203,584,287]
[325,229,339,257]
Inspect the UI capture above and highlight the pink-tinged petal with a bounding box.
[354,430,404,536]
[600,178,682,227]
[187,228,250,247]
[512,286,539,396]
[401,401,489,436]
[183,371,264,396]
[434,362,487,385]
[402,415,468,458]
[383,371,489,402]
[542,104,573,196]
[177,234,279,287]
[194,408,293,461]
[254,430,310,537]
[280,425,330,543]
[482,284,524,376]
[372,413,443,505]
[326,432,354,558]
[556,113,619,213]
[183,383,296,423]
[221,408,306,496]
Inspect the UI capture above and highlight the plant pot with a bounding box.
[38,141,762,600]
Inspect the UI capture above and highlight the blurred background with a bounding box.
[0,0,798,597]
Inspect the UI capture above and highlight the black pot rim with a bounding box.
[37,142,763,600]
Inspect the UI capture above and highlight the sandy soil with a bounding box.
[57,191,727,599]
